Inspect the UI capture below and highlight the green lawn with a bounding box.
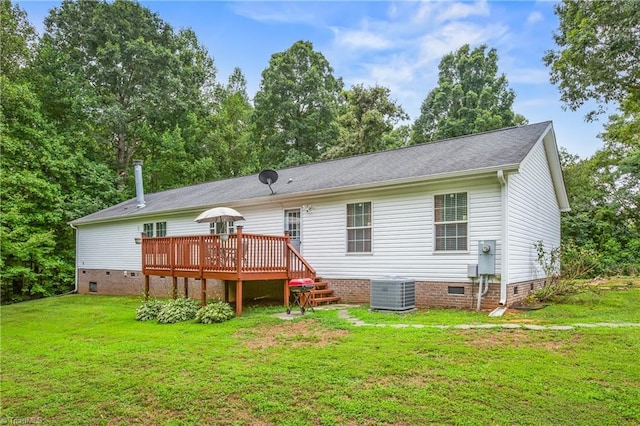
[2,282,639,425]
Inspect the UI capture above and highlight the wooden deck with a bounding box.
[141,226,316,316]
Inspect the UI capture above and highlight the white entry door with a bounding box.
[284,208,302,252]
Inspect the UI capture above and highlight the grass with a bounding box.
[1,280,639,425]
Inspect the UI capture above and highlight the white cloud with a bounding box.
[322,1,515,120]
[526,11,544,26]
[418,22,510,64]
[230,3,323,26]
[436,0,490,23]
[333,28,393,50]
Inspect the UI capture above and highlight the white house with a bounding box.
[70,121,569,312]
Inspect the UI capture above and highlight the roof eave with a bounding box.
[70,164,521,226]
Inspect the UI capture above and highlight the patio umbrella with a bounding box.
[194,207,245,223]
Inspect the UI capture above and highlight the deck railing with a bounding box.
[141,227,315,281]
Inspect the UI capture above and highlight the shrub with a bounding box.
[196,300,235,324]
[561,240,601,279]
[135,299,164,321]
[532,240,579,302]
[156,297,200,324]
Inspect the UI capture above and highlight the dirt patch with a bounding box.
[457,329,581,353]
[235,319,349,350]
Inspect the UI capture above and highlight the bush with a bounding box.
[196,300,235,324]
[156,297,200,324]
[135,299,164,321]
[561,240,601,279]
[532,280,578,303]
[533,240,579,302]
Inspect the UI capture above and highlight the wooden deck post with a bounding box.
[172,276,178,299]
[236,226,243,277]
[183,277,188,298]
[144,275,150,300]
[284,279,289,308]
[236,280,243,317]
[201,278,207,306]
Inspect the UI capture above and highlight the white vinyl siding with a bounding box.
[78,222,147,270]
[507,137,561,283]
[301,180,501,282]
[76,180,503,282]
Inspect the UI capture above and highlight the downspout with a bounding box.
[69,223,79,294]
[497,170,508,305]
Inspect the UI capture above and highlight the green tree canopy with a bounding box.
[323,84,408,159]
[253,40,343,168]
[545,0,639,276]
[543,0,640,121]
[0,76,119,302]
[0,0,37,80]
[208,68,258,177]
[411,44,526,144]
[35,0,216,176]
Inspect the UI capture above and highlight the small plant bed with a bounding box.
[135,297,235,324]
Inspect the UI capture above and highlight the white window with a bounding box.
[346,202,372,253]
[209,222,233,235]
[434,192,468,251]
[143,222,167,237]
[155,222,166,237]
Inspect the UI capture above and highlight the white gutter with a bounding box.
[69,223,79,293]
[497,170,508,305]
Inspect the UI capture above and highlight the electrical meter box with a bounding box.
[478,240,496,275]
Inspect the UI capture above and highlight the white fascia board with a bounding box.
[541,124,571,212]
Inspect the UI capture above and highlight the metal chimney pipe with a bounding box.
[133,160,145,208]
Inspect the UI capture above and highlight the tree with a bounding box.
[0,0,37,80]
[545,0,639,276]
[543,0,640,121]
[322,84,408,159]
[208,68,258,177]
[411,44,526,144]
[253,40,343,168]
[0,76,120,302]
[560,143,639,276]
[35,0,216,178]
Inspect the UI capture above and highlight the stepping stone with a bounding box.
[522,324,546,330]
[501,324,521,329]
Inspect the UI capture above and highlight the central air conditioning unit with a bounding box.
[370,277,416,312]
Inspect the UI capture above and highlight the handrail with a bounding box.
[141,232,315,280]
[287,242,316,280]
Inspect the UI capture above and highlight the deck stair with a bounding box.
[309,278,340,307]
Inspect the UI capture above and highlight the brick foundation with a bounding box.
[326,277,543,310]
[77,269,286,303]
[506,279,546,305]
[78,268,544,310]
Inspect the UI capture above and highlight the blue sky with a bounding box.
[19,0,608,158]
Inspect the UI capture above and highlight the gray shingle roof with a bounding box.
[72,121,552,225]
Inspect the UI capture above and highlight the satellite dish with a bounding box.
[258,169,278,195]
